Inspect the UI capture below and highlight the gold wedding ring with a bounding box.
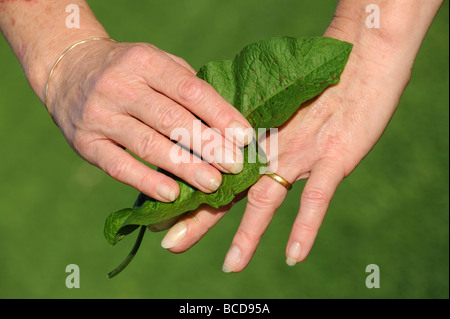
[265,172,292,190]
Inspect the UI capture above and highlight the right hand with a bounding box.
[46,40,253,202]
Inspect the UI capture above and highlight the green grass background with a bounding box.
[0,0,448,299]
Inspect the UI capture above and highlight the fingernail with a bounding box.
[228,121,254,147]
[194,170,221,192]
[161,221,187,249]
[156,184,176,202]
[222,245,241,273]
[286,241,302,266]
[214,146,243,174]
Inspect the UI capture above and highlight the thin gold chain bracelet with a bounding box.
[44,37,118,111]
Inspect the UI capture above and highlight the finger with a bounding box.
[142,53,253,147]
[222,174,292,273]
[129,90,244,174]
[104,116,224,193]
[285,160,344,266]
[160,190,249,252]
[88,139,180,202]
[159,204,230,251]
[165,53,197,74]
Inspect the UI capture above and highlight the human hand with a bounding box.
[159,56,408,270]
[45,40,253,202]
[157,0,442,270]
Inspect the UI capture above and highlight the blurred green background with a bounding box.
[0,0,448,299]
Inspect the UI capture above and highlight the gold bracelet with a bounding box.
[44,37,118,109]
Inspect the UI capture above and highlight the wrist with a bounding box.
[0,0,110,103]
[324,0,443,90]
[45,38,120,120]
[26,29,110,103]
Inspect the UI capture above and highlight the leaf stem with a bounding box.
[107,225,146,279]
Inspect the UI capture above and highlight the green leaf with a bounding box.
[105,143,266,245]
[197,36,353,128]
[104,36,352,246]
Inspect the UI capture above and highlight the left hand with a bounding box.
[159,43,411,272]
[157,0,438,271]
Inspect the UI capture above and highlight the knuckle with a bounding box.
[105,156,129,181]
[301,187,329,206]
[178,76,204,103]
[293,220,316,235]
[247,183,275,209]
[122,43,153,66]
[158,106,185,132]
[137,132,158,160]
[137,172,153,194]
[236,228,260,246]
[210,108,232,128]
